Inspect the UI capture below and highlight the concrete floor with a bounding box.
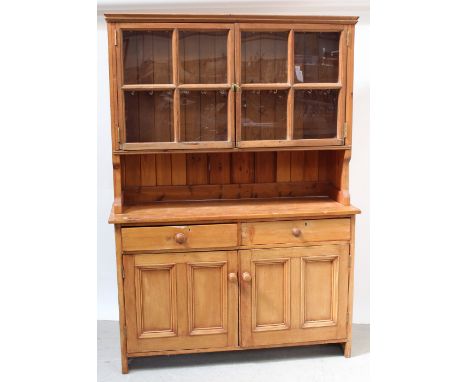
[98,321,369,381]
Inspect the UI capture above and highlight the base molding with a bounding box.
[127,337,351,359]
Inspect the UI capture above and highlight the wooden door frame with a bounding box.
[235,23,348,148]
[115,23,236,151]
[123,251,238,354]
[239,245,349,348]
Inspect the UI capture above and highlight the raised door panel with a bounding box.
[240,245,349,347]
[301,256,339,328]
[187,261,228,335]
[137,264,177,338]
[123,251,238,354]
[252,259,290,332]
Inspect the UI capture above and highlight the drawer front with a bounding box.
[122,224,238,251]
[241,219,350,246]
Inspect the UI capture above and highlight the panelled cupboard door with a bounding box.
[123,251,238,353]
[117,24,236,151]
[239,245,349,347]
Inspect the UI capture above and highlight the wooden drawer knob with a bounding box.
[292,227,301,237]
[242,272,252,282]
[174,232,187,244]
[228,272,238,282]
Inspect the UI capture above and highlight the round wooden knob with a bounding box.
[174,232,187,244]
[292,227,301,237]
[228,272,238,282]
[242,272,252,282]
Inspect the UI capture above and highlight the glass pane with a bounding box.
[294,32,340,83]
[180,90,228,141]
[124,91,174,142]
[241,90,287,140]
[294,89,338,139]
[179,31,228,84]
[123,31,173,84]
[241,32,288,83]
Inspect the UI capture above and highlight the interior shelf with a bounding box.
[109,197,360,225]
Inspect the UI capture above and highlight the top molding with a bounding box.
[104,14,359,25]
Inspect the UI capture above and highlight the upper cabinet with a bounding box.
[109,19,354,151]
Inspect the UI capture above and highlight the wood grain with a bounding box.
[240,245,349,347]
[122,224,238,251]
[241,218,351,246]
[109,197,360,225]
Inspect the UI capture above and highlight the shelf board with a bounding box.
[113,145,352,155]
[109,197,361,225]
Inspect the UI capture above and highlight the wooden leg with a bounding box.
[115,227,129,374]
[121,354,129,374]
[343,341,352,358]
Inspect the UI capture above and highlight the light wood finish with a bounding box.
[113,226,128,373]
[114,144,352,155]
[241,219,351,246]
[127,337,347,357]
[344,215,356,357]
[110,197,360,225]
[105,14,359,24]
[121,84,176,91]
[344,25,355,147]
[107,18,354,153]
[123,251,238,353]
[120,151,352,203]
[106,14,359,372]
[121,224,238,251]
[240,245,349,347]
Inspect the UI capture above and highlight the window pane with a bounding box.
[241,90,287,140]
[294,32,340,83]
[123,31,173,84]
[241,32,288,83]
[294,89,338,139]
[180,90,228,141]
[125,91,174,142]
[179,31,228,84]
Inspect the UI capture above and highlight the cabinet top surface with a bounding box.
[104,13,359,24]
[109,197,360,225]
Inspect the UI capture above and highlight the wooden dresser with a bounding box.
[105,14,360,373]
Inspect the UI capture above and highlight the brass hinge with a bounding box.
[117,126,121,144]
[344,122,348,139]
[346,30,350,47]
[114,30,118,46]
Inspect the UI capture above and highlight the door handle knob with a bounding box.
[292,227,301,237]
[174,232,187,244]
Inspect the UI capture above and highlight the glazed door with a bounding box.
[118,24,235,150]
[123,251,238,353]
[236,24,348,148]
[239,245,349,347]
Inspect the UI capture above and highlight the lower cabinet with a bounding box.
[122,245,349,354]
